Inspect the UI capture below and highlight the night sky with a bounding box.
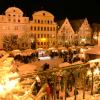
[0,0,99,23]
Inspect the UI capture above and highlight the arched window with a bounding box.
[47,27,49,31]
[8,19,11,22]
[47,20,49,24]
[41,27,43,31]
[38,20,40,23]
[50,27,52,31]
[38,27,40,31]
[43,13,45,16]
[44,27,46,31]
[34,19,36,23]
[18,19,20,22]
[53,27,55,31]
[31,26,33,30]
[34,27,36,31]
[13,19,16,22]
[8,14,10,16]
[41,20,43,23]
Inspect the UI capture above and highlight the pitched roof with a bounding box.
[69,19,84,32]
[91,23,100,32]
[57,19,65,29]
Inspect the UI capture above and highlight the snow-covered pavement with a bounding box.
[67,90,100,100]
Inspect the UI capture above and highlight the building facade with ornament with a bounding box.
[57,18,75,47]
[0,6,97,50]
[29,10,57,49]
[0,7,29,49]
[57,18,93,47]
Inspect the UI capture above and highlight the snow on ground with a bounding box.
[67,90,100,100]
[18,64,38,76]
[17,57,63,76]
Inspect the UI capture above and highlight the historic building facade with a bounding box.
[77,18,92,45]
[0,6,95,49]
[57,18,75,47]
[30,10,57,49]
[70,18,92,46]
[0,7,29,48]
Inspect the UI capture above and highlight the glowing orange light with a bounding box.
[41,38,46,42]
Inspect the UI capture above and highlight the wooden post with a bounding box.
[64,76,67,100]
[91,68,94,95]
[83,71,86,99]
[53,75,57,100]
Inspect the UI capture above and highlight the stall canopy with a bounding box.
[58,47,67,50]
[11,49,21,56]
[85,46,100,55]
[18,64,38,76]
[59,62,71,68]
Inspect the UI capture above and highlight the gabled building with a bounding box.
[70,18,92,45]
[0,7,29,48]
[91,23,100,45]
[77,18,92,45]
[57,18,75,47]
[30,10,57,49]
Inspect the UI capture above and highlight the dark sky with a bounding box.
[0,0,99,23]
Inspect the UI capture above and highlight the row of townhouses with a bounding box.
[0,7,99,50]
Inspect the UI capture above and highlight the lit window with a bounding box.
[34,19,36,23]
[53,27,55,31]
[41,34,43,38]
[43,13,45,16]
[31,26,33,30]
[47,20,49,24]
[41,42,43,45]
[38,20,40,23]
[47,27,49,31]
[13,19,16,22]
[38,34,40,38]
[41,27,43,31]
[38,27,40,31]
[34,27,36,31]
[50,27,52,31]
[44,27,46,31]
[47,34,49,38]
[18,19,20,22]
[8,19,11,22]
[38,42,40,45]
[41,20,43,23]
[44,34,46,38]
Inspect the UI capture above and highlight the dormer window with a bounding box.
[43,13,45,16]
[13,15,15,17]
[13,19,16,22]
[18,19,20,22]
